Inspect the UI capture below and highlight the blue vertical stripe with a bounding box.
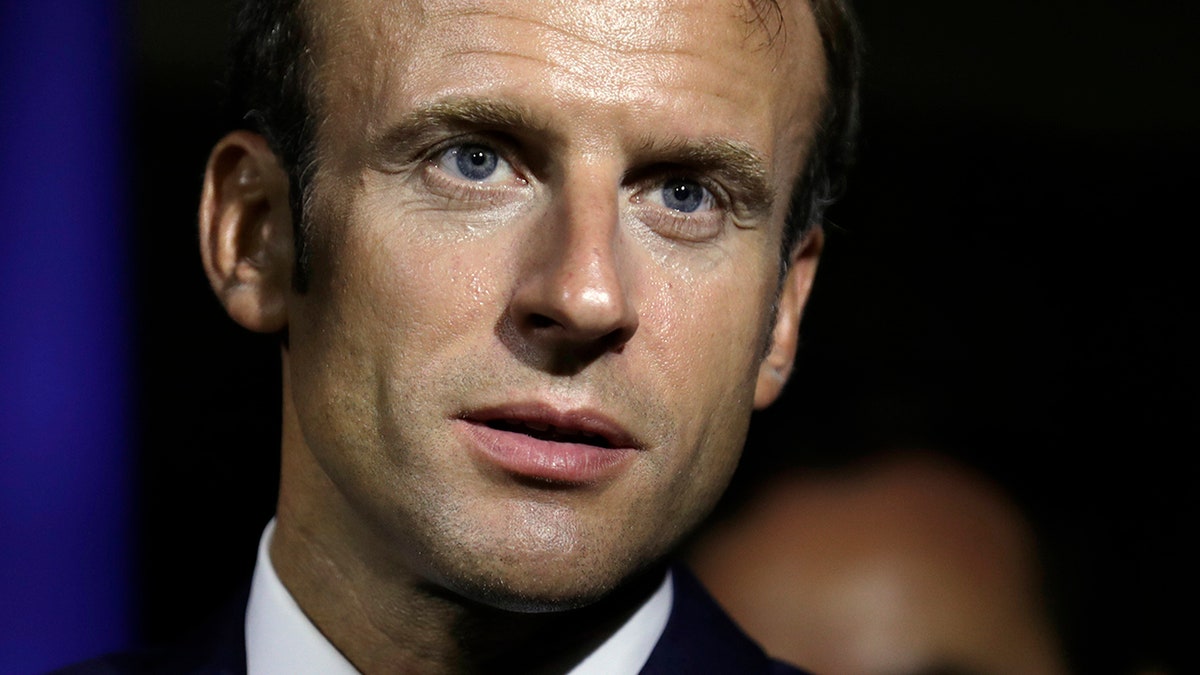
[0,1,133,672]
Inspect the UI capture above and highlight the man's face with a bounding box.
[278,0,826,609]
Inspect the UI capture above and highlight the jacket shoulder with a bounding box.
[51,585,249,675]
[640,567,812,675]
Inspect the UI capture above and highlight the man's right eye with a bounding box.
[436,143,511,182]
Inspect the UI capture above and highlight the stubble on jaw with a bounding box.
[263,0,829,671]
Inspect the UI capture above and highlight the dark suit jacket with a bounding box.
[54,568,807,674]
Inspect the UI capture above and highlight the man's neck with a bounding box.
[268,515,666,674]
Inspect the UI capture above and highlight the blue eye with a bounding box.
[440,143,501,181]
[660,178,710,213]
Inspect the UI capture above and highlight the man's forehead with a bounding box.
[299,0,826,197]
[303,0,805,56]
[301,0,825,118]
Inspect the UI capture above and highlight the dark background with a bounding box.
[132,1,1197,673]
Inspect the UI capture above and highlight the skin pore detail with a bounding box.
[207,0,831,671]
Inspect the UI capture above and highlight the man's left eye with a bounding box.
[655,178,714,213]
[436,143,512,182]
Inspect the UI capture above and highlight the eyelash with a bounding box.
[631,174,731,242]
[417,139,733,240]
[421,137,529,204]
[635,205,726,243]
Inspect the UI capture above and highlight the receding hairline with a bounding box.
[294,0,815,76]
[251,0,851,288]
[298,0,822,173]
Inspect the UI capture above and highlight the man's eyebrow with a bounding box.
[634,136,776,215]
[372,101,778,213]
[374,98,549,155]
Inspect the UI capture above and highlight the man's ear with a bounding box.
[199,131,294,333]
[754,228,823,409]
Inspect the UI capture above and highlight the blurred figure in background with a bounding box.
[689,451,1067,675]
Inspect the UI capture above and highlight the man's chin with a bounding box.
[423,557,667,615]
[426,570,620,614]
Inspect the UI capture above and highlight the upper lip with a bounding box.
[459,402,643,450]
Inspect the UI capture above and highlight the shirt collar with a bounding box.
[244,519,673,674]
[245,519,358,675]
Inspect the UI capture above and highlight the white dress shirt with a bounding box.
[245,520,673,674]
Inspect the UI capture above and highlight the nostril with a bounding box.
[602,325,635,353]
[529,314,557,329]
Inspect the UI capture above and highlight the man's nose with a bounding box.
[507,173,639,357]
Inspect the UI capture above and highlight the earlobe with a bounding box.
[199,131,294,333]
[754,228,823,409]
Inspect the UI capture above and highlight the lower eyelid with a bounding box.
[633,202,725,242]
[420,161,528,205]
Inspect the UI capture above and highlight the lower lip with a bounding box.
[458,421,637,485]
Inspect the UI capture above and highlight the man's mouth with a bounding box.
[481,419,616,449]
[460,401,648,454]
[461,403,641,450]
[457,406,640,484]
